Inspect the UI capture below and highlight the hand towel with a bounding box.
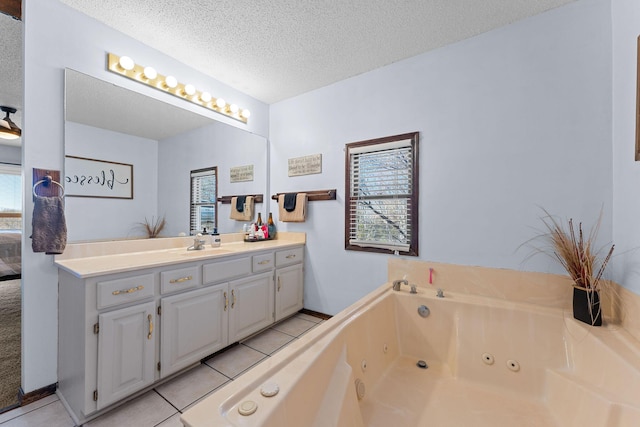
[283,193,297,212]
[31,196,67,254]
[230,196,254,221]
[278,193,307,222]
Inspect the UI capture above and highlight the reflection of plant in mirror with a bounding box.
[140,216,166,238]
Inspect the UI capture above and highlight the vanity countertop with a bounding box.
[55,232,305,278]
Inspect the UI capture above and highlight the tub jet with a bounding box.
[417,360,428,369]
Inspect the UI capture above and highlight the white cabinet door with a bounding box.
[97,301,156,409]
[229,272,274,343]
[275,263,304,322]
[160,283,228,377]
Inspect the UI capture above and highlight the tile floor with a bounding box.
[0,313,324,427]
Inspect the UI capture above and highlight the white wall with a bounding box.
[65,122,158,241]
[269,0,614,315]
[158,122,268,237]
[612,0,640,295]
[0,145,21,165]
[22,1,268,392]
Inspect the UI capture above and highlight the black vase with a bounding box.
[572,286,602,326]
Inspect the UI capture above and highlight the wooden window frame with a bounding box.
[344,132,419,256]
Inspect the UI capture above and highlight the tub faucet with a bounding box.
[392,279,408,291]
[436,288,444,298]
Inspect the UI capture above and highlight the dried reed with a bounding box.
[140,216,166,238]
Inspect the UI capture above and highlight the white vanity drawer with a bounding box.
[276,247,304,267]
[252,252,274,272]
[97,274,155,309]
[203,257,251,284]
[160,265,200,294]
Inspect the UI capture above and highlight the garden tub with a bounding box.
[181,271,640,426]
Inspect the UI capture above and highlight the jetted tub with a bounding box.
[181,277,640,426]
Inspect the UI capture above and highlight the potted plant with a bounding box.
[140,215,166,238]
[538,210,614,326]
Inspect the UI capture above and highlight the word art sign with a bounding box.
[288,154,322,177]
[64,156,133,199]
[230,164,254,182]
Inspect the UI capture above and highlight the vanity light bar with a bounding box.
[106,53,250,123]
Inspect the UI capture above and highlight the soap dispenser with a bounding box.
[211,228,221,247]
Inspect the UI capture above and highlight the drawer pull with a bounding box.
[147,314,153,340]
[258,260,271,265]
[112,285,144,296]
[231,289,236,308]
[170,275,193,284]
[285,254,296,259]
[224,291,228,311]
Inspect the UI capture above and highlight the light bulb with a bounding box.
[118,56,135,71]
[241,109,251,119]
[165,75,178,89]
[229,104,239,114]
[216,98,226,109]
[200,92,212,103]
[143,66,157,80]
[184,84,196,96]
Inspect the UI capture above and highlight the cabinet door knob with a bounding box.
[147,314,153,340]
[224,291,228,311]
[231,289,236,308]
[277,277,281,292]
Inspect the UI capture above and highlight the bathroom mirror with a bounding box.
[64,69,267,242]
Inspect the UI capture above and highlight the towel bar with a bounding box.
[271,189,336,202]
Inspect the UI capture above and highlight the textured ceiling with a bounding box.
[0,12,22,146]
[3,0,579,146]
[58,0,577,104]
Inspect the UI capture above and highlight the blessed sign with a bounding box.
[288,154,322,177]
[64,156,133,199]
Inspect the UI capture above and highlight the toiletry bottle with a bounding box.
[267,212,276,239]
[211,228,221,247]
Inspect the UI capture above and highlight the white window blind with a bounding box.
[190,168,217,234]
[348,138,414,252]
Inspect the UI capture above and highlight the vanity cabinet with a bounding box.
[228,272,274,343]
[160,283,228,377]
[97,301,156,409]
[57,242,304,424]
[275,247,304,321]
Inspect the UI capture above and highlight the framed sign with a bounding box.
[288,153,322,177]
[64,155,133,199]
[230,164,254,182]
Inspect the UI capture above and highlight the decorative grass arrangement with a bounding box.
[140,216,166,238]
[533,209,615,325]
[539,210,614,292]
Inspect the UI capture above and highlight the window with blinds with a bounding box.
[345,132,419,256]
[190,167,217,234]
[0,163,21,230]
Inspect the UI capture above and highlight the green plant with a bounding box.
[140,216,166,238]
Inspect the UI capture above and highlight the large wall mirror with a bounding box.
[64,69,267,242]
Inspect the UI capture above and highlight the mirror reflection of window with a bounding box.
[0,163,21,230]
[190,167,217,235]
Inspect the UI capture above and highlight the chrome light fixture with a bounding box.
[106,53,251,123]
[0,106,21,140]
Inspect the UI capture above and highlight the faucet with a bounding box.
[436,288,444,298]
[188,237,206,251]
[392,279,408,291]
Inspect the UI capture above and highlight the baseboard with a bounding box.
[299,308,332,320]
[18,383,56,406]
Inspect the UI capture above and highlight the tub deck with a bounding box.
[361,356,558,427]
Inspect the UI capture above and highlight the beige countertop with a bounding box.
[55,232,305,278]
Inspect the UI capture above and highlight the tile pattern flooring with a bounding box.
[0,313,323,427]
